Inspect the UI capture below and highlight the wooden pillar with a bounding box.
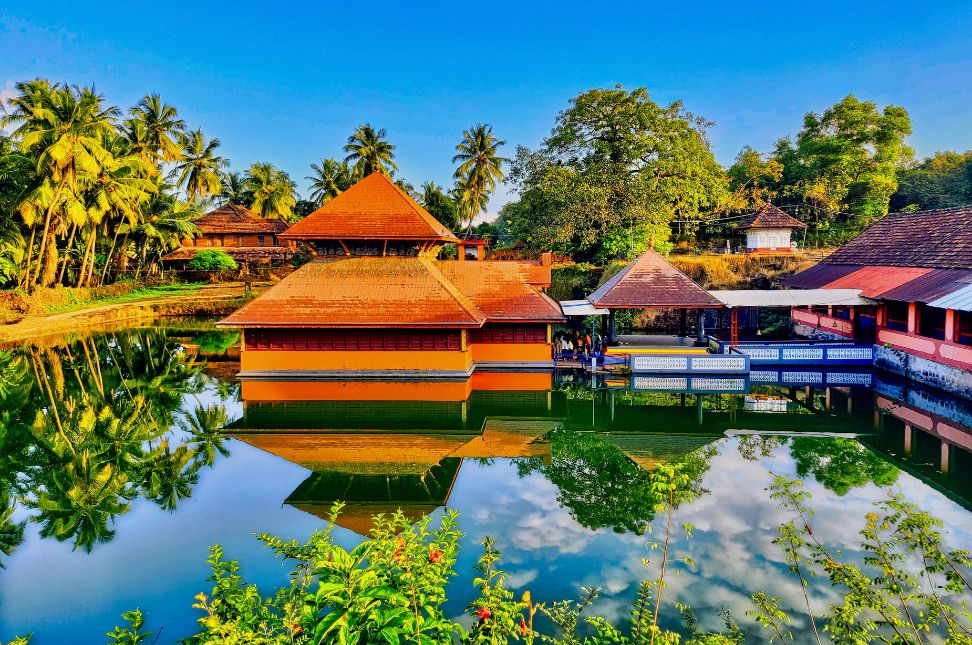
[908,302,918,334]
[696,308,704,341]
[904,424,912,455]
[730,308,739,346]
[945,309,956,342]
[941,441,951,474]
[608,310,616,342]
[679,308,688,337]
[825,387,831,411]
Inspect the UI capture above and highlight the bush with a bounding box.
[187,250,238,272]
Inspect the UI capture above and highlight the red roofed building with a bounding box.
[786,206,972,393]
[162,204,293,265]
[219,172,564,377]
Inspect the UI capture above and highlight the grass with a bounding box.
[43,283,207,314]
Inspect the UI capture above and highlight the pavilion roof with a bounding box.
[437,261,565,322]
[588,251,722,308]
[218,257,486,328]
[161,246,291,262]
[738,204,806,230]
[193,204,289,235]
[281,172,460,242]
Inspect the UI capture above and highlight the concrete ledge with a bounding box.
[874,345,972,398]
[473,361,555,372]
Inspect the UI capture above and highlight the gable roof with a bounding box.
[218,257,486,328]
[738,204,807,230]
[437,261,565,322]
[820,206,972,269]
[194,204,289,235]
[588,251,722,308]
[281,172,460,242]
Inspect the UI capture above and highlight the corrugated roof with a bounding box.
[193,204,289,234]
[821,206,972,269]
[708,289,874,308]
[928,283,972,312]
[560,300,610,316]
[878,269,972,303]
[821,266,934,298]
[738,204,807,230]
[219,257,486,328]
[783,263,860,289]
[281,172,460,242]
[437,261,565,322]
[588,251,722,308]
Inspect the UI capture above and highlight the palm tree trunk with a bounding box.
[57,223,78,285]
[76,227,95,287]
[100,227,122,285]
[31,179,67,287]
[21,227,36,289]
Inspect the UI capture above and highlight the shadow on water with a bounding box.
[0,323,970,641]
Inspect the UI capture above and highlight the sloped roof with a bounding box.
[281,172,460,242]
[437,261,565,322]
[821,266,934,298]
[218,257,486,328]
[783,263,861,289]
[820,206,972,269]
[878,269,972,303]
[588,251,722,308]
[194,204,289,234]
[738,204,807,230]
[161,246,291,262]
[708,289,874,308]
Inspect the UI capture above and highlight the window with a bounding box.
[258,236,266,247]
[213,236,223,247]
[885,301,909,332]
[917,303,946,340]
[237,236,244,247]
[958,311,972,346]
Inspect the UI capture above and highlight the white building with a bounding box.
[738,204,807,253]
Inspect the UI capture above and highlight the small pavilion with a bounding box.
[738,204,806,254]
[162,204,292,266]
[586,250,723,343]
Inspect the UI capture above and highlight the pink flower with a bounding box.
[519,618,528,636]
[476,607,492,621]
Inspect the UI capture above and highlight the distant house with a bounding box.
[786,205,972,393]
[162,204,292,265]
[737,204,806,253]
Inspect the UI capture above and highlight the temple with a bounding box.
[737,203,806,254]
[218,172,564,377]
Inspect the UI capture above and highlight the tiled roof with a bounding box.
[281,172,460,242]
[783,263,861,289]
[820,266,934,298]
[219,257,486,328]
[878,269,972,303]
[588,251,722,308]
[194,204,289,234]
[738,204,807,230]
[161,246,291,262]
[821,206,972,269]
[437,262,565,322]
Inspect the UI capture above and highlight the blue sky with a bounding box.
[3,1,972,216]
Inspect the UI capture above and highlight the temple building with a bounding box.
[737,204,806,254]
[162,204,293,265]
[218,172,564,377]
[786,206,972,393]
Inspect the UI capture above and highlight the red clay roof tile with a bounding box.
[437,262,565,322]
[738,204,807,230]
[281,173,460,242]
[193,204,289,235]
[588,251,722,308]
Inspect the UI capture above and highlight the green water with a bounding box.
[0,322,970,642]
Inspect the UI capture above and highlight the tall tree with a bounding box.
[306,158,352,206]
[218,171,248,206]
[452,124,508,236]
[775,94,912,229]
[890,151,972,212]
[2,82,118,287]
[175,129,225,204]
[343,124,397,177]
[125,94,186,166]
[725,146,784,213]
[420,181,459,231]
[244,163,297,219]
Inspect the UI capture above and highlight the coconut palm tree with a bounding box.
[343,124,397,177]
[452,124,508,236]
[175,129,225,204]
[219,171,249,205]
[125,94,186,168]
[244,162,297,219]
[306,158,352,206]
[3,83,118,287]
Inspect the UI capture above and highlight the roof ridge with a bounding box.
[419,257,486,325]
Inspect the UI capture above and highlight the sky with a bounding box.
[3,1,972,218]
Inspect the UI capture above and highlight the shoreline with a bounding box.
[0,282,264,346]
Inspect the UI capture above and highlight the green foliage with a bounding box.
[501,86,727,260]
[106,609,153,644]
[187,249,238,272]
[344,123,398,178]
[790,437,899,496]
[891,150,972,212]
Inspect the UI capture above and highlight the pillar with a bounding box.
[941,441,950,474]
[945,309,956,342]
[825,387,831,411]
[696,309,705,341]
[908,302,918,334]
[904,424,912,455]
[679,309,688,337]
[608,310,616,342]
[696,395,703,426]
[730,309,739,346]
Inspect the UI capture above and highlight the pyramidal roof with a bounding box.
[194,204,289,234]
[738,204,806,230]
[588,250,721,308]
[281,172,460,242]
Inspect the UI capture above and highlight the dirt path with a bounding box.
[0,282,263,346]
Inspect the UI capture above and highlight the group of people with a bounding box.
[553,329,605,359]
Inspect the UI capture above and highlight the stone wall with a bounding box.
[874,345,972,397]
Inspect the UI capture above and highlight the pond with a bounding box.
[0,322,970,642]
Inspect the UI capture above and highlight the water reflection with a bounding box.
[0,325,970,642]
